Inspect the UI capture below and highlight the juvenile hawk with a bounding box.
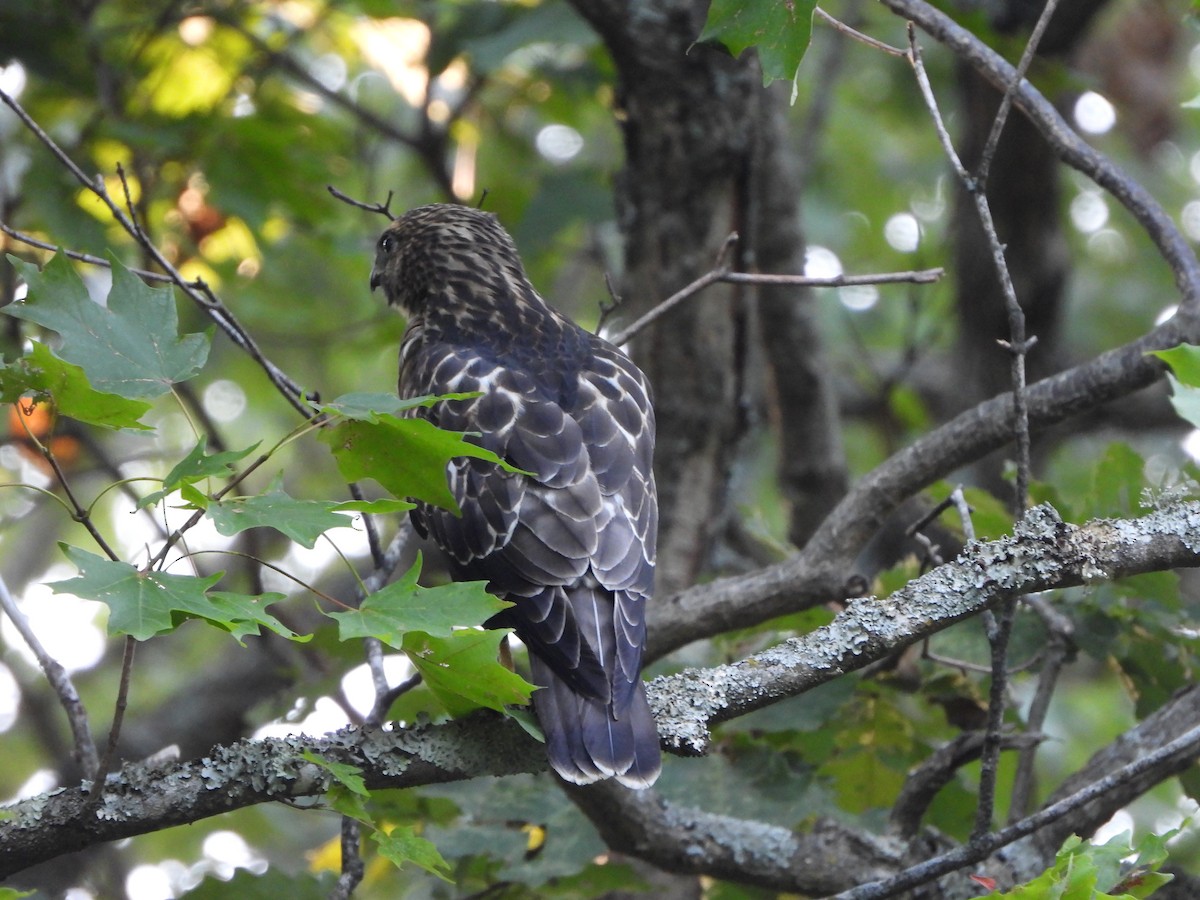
[370,204,661,787]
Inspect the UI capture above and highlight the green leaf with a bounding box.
[320,415,511,513]
[371,825,454,883]
[982,830,1175,898]
[1151,344,1200,387]
[1088,443,1146,518]
[5,252,209,399]
[402,629,536,716]
[0,342,152,431]
[1163,373,1200,430]
[333,498,415,515]
[1151,345,1200,428]
[318,391,479,421]
[330,557,509,645]
[207,486,353,548]
[206,592,308,643]
[162,438,261,491]
[699,0,817,87]
[52,544,304,642]
[138,438,261,507]
[301,751,369,796]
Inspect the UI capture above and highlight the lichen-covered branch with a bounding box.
[0,715,543,877]
[648,307,1200,659]
[4,502,1198,877]
[564,780,904,895]
[651,502,1200,753]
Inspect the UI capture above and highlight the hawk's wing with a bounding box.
[404,337,656,711]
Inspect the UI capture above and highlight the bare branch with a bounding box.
[0,572,99,778]
[814,7,907,57]
[87,637,137,805]
[2,503,1199,880]
[650,502,1200,747]
[975,0,1061,190]
[881,0,1200,304]
[836,720,1200,899]
[0,221,196,286]
[327,185,395,219]
[609,264,944,346]
[648,282,1200,660]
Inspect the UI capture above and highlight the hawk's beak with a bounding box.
[369,266,382,292]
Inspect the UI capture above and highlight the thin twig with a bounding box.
[327,185,394,219]
[905,21,1035,841]
[882,0,1200,306]
[721,269,942,286]
[949,486,975,544]
[368,672,423,725]
[610,263,944,346]
[975,0,1061,190]
[87,636,136,801]
[835,721,1200,899]
[12,407,122,563]
[0,220,197,285]
[0,572,100,778]
[358,524,418,726]
[608,267,731,346]
[814,7,907,57]
[1008,594,1074,822]
[331,816,364,900]
[595,272,623,333]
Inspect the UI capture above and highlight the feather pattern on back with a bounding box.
[371,203,661,787]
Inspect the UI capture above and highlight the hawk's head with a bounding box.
[369,203,524,316]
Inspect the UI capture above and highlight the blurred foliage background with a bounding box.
[3,0,1200,897]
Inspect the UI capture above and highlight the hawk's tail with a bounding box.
[529,654,661,788]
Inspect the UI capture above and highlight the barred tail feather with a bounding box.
[529,655,662,788]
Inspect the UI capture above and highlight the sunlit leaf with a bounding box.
[980,831,1174,898]
[1151,345,1200,428]
[5,253,209,399]
[1151,344,1200,387]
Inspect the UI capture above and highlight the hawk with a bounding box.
[370,203,661,788]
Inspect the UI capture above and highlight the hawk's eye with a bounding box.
[379,233,397,254]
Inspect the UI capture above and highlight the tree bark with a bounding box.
[568,0,845,591]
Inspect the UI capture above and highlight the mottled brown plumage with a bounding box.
[370,204,661,787]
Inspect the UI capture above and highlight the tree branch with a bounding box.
[650,502,1200,751]
[880,0,1200,305]
[3,502,1198,876]
[647,306,1200,660]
